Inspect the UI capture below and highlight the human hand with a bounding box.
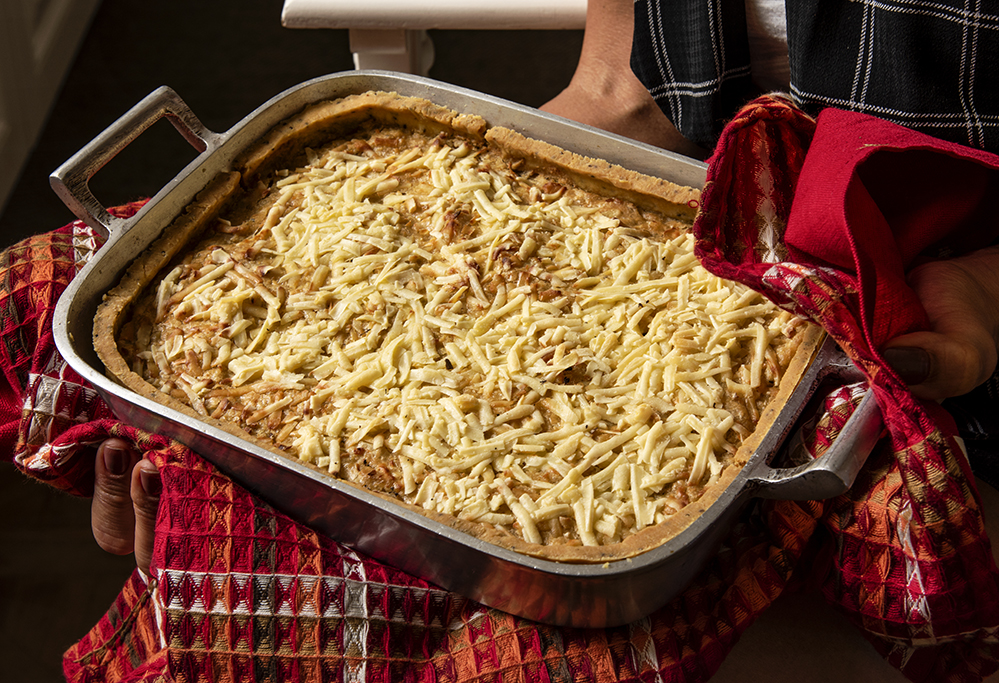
[885,245,999,400]
[91,439,160,574]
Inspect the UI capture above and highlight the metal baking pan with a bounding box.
[51,72,883,628]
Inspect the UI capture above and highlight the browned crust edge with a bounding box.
[93,171,241,390]
[235,91,488,184]
[484,126,701,224]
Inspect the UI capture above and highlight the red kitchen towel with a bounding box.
[1,215,835,683]
[53,416,831,683]
[695,94,999,676]
[0,208,137,493]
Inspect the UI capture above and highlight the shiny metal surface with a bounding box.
[51,87,222,240]
[51,72,883,627]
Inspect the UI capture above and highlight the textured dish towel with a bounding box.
[2,96,998,682]
[695,95,999,675]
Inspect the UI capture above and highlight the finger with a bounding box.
[130,459,162,574]
[886,251,999,400]
[92,439,140,555]
[887,329,996,400]
[882,346,931,385]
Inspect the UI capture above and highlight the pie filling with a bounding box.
[102,93,816,561]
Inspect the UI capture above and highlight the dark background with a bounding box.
[0,1,583,250]
[0,2,581,680]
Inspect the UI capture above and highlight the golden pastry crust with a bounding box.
[95,92,821,563]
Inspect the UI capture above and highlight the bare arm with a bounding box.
[541,0,706,157]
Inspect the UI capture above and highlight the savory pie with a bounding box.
[96,92,821,562]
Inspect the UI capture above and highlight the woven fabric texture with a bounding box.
[695,94,999,680]
[4,100,999,682]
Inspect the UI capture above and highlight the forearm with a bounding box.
[572,0,638,86]
[541,0,705,156]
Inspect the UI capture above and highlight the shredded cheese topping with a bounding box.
[128,125,801,550]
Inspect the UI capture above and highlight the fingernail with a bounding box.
[139,464,162,497]
[883,347,931,385]
[102,444,130,476]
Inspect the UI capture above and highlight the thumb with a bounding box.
[886,328,996,400]
[885,247,999,401]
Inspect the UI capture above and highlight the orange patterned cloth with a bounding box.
[3,99,999,682]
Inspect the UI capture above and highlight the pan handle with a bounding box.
[749,388,884,500]
[50,86,221,240]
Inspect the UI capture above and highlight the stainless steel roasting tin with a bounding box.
[51,72,883,628]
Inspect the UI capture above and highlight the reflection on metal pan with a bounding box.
[52,72,882,627]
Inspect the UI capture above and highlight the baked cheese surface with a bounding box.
[108,93,812,561]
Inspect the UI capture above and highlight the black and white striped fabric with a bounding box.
[631,0,999,153]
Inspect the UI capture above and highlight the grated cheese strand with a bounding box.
[133,121,803,551]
